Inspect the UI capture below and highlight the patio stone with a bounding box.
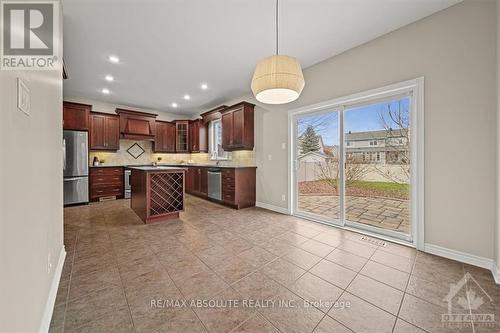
[298,195,410,234]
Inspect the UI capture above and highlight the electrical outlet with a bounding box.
[281,142,286,149]
[281,194,286,201]
[268,154,272,161]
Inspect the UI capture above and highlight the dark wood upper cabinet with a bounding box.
[189,119,208,153]
[154,121,176,153]
[189,120,199,153]
[90,112,120,150]
[199,121,208,153]
[221,102,254,151]
[221,112,232,148]
[105,116,120,150]
[200,105,228,123]
[90,113,105,149]
[175,120,189,153]
[63,101,91,130]
[116,109,157,140]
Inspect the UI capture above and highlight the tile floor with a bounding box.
[50,195,499,333]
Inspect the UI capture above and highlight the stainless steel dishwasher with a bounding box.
[207,168,222,200]
[124,169,131,198]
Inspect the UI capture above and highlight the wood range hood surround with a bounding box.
[116,108,158,141]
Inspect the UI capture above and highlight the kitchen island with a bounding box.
[129,166,186,223]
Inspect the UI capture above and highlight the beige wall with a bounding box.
[210,0,497,259]
[0,4,64,332]
[496,0,500,272]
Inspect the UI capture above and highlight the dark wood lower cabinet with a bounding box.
[185,166,255,209]
[130,168,184,223]
[200,168,208,195]
[90,167,124,201]
[221,168,256,209]
[186,167,208,196]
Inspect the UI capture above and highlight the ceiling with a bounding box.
[62,0,461,115]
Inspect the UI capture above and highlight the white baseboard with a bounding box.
[39,247,66,333]
[424,243,498,283]
[493,263,500,284]
[255,201,289,215]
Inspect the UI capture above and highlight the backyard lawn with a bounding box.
[299,179,409,200]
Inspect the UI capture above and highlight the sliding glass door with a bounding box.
[292,90,415,243]
[343,97,411,239]
[295,109,341,225]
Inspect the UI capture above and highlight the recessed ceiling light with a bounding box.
[201,83,208,90]
[183,94,190,100]
[171,102,178,108]
[105,75,114,82]
[102,88,110,94]
[108,55,119,63]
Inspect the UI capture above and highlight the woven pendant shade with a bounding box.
[251,55,305,104]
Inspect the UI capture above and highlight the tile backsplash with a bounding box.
[89,140,255,166]
[89,140,155,166]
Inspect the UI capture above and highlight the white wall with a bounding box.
[0,4,64,332]
[210,0,497,259]
[496,0,500,276]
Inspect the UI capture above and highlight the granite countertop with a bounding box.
[90,164,257,169]
[127,166,187,171]
[89,165,125,168]
[160,163,257,169]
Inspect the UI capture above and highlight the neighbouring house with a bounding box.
[297,130,410,183]
[345,129,408,164]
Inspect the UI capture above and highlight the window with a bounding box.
[209,119,229,160]
[369,140,378,146]
[346,141,352,146]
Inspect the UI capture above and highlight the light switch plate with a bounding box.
[17,78,30,115]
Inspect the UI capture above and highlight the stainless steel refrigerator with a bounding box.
[63,130,89,205]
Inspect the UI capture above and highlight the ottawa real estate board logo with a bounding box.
[0,0,60,70]
[442,272,495,329]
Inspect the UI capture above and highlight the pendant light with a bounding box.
[251,0,305,104]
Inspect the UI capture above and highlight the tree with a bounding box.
[300,125,321,154]
[317,155,370,193]
[376,100,410,184]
